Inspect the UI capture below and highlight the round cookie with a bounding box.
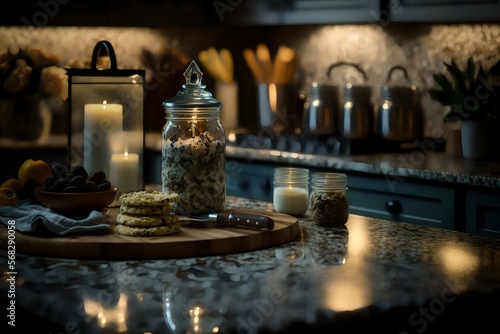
[117,223,181,237]
[120,203,172,215]
[117,213,179,227]
[119,191,179,207]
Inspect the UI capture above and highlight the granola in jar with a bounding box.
[162,131,225,215]
[161,60,226,216]
[309,190,349,226]
[309,173,349,226]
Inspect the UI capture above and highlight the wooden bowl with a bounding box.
[34,186,118,213]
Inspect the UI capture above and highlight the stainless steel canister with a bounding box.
[327,61,373,139]
[341,84,373,139]
[302,82,338,135]
[377,66,422,142]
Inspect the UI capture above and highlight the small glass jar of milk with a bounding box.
[273,167,309,216]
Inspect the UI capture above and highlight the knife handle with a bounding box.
[216,213,275,230]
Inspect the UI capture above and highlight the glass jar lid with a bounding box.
[163,60,221,109]
[274,167,309,183]
[311,172,347,190]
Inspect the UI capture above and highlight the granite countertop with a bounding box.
[225,146,500,189]
[145,132,500,189]
[2,196,500,333]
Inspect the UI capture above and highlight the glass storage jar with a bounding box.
[309,173,349,226]
[162,61,226,216]
[273,167,309,216]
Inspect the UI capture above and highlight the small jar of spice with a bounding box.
[309,173,349,226]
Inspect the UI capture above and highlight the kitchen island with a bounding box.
[1,196,500,333]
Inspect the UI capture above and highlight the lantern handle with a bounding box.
[90,40,118,70]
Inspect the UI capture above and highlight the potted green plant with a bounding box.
[429,57,500,160]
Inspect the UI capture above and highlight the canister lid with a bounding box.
[381,84,417,100]
[307,82,338,101]
[344,83,371,101]
[163,60,221,109]
[381,65,417,100]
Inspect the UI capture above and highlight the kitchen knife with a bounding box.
[181,212,274,230]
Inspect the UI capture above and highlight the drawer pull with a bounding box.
[385,200,402,214]
[238,180,250,190]
[260,179,271,194]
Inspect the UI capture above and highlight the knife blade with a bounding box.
[181,212,274,230]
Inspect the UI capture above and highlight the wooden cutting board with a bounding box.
[0,208,299,260]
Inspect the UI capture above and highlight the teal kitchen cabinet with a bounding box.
[386,0,500,23]
[221,0,382,25]
[347,173,456,230]
[226,160,275,202]
[465,189,500,237]
[2,0,382,27]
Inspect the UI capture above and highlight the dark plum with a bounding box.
[70,165,89,179]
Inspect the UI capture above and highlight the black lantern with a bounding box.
[66,40,145,194]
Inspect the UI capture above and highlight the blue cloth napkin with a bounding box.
[0,199,110,235]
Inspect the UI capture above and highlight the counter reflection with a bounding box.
[438,242,480,284]
[320,215,373,312]
[83,293,128,332]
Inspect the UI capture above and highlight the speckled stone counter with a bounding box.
[1,196,500,333]
[144,132,500,189]
[226,146,500,189]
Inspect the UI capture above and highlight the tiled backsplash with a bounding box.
[1,23,499,137]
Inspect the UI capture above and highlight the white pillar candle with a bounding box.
[273,186,309,216]
[83,102,123,175]
[109,152,140,193]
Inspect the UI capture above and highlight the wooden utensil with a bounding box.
[272,45,296,84]
[243,48,265,83]
[284,50,297,83]
[256,43,273,83]
[219,48,234,82]
[199,48,233,83]
[207,47,232,83]
[244,44,297,84]
[198,50,221,81]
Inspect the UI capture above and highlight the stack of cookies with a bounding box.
[116,191,181,237]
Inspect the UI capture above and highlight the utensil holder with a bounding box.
[257,83,301,134]
[215,81,238,132]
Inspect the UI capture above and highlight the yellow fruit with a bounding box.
[18,159,52,185]
[1,178,22,191]
[0,187,19,206]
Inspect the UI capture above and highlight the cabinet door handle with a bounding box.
[385,200,402,214]
[260,178,271,194]
[238,180,250,190]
